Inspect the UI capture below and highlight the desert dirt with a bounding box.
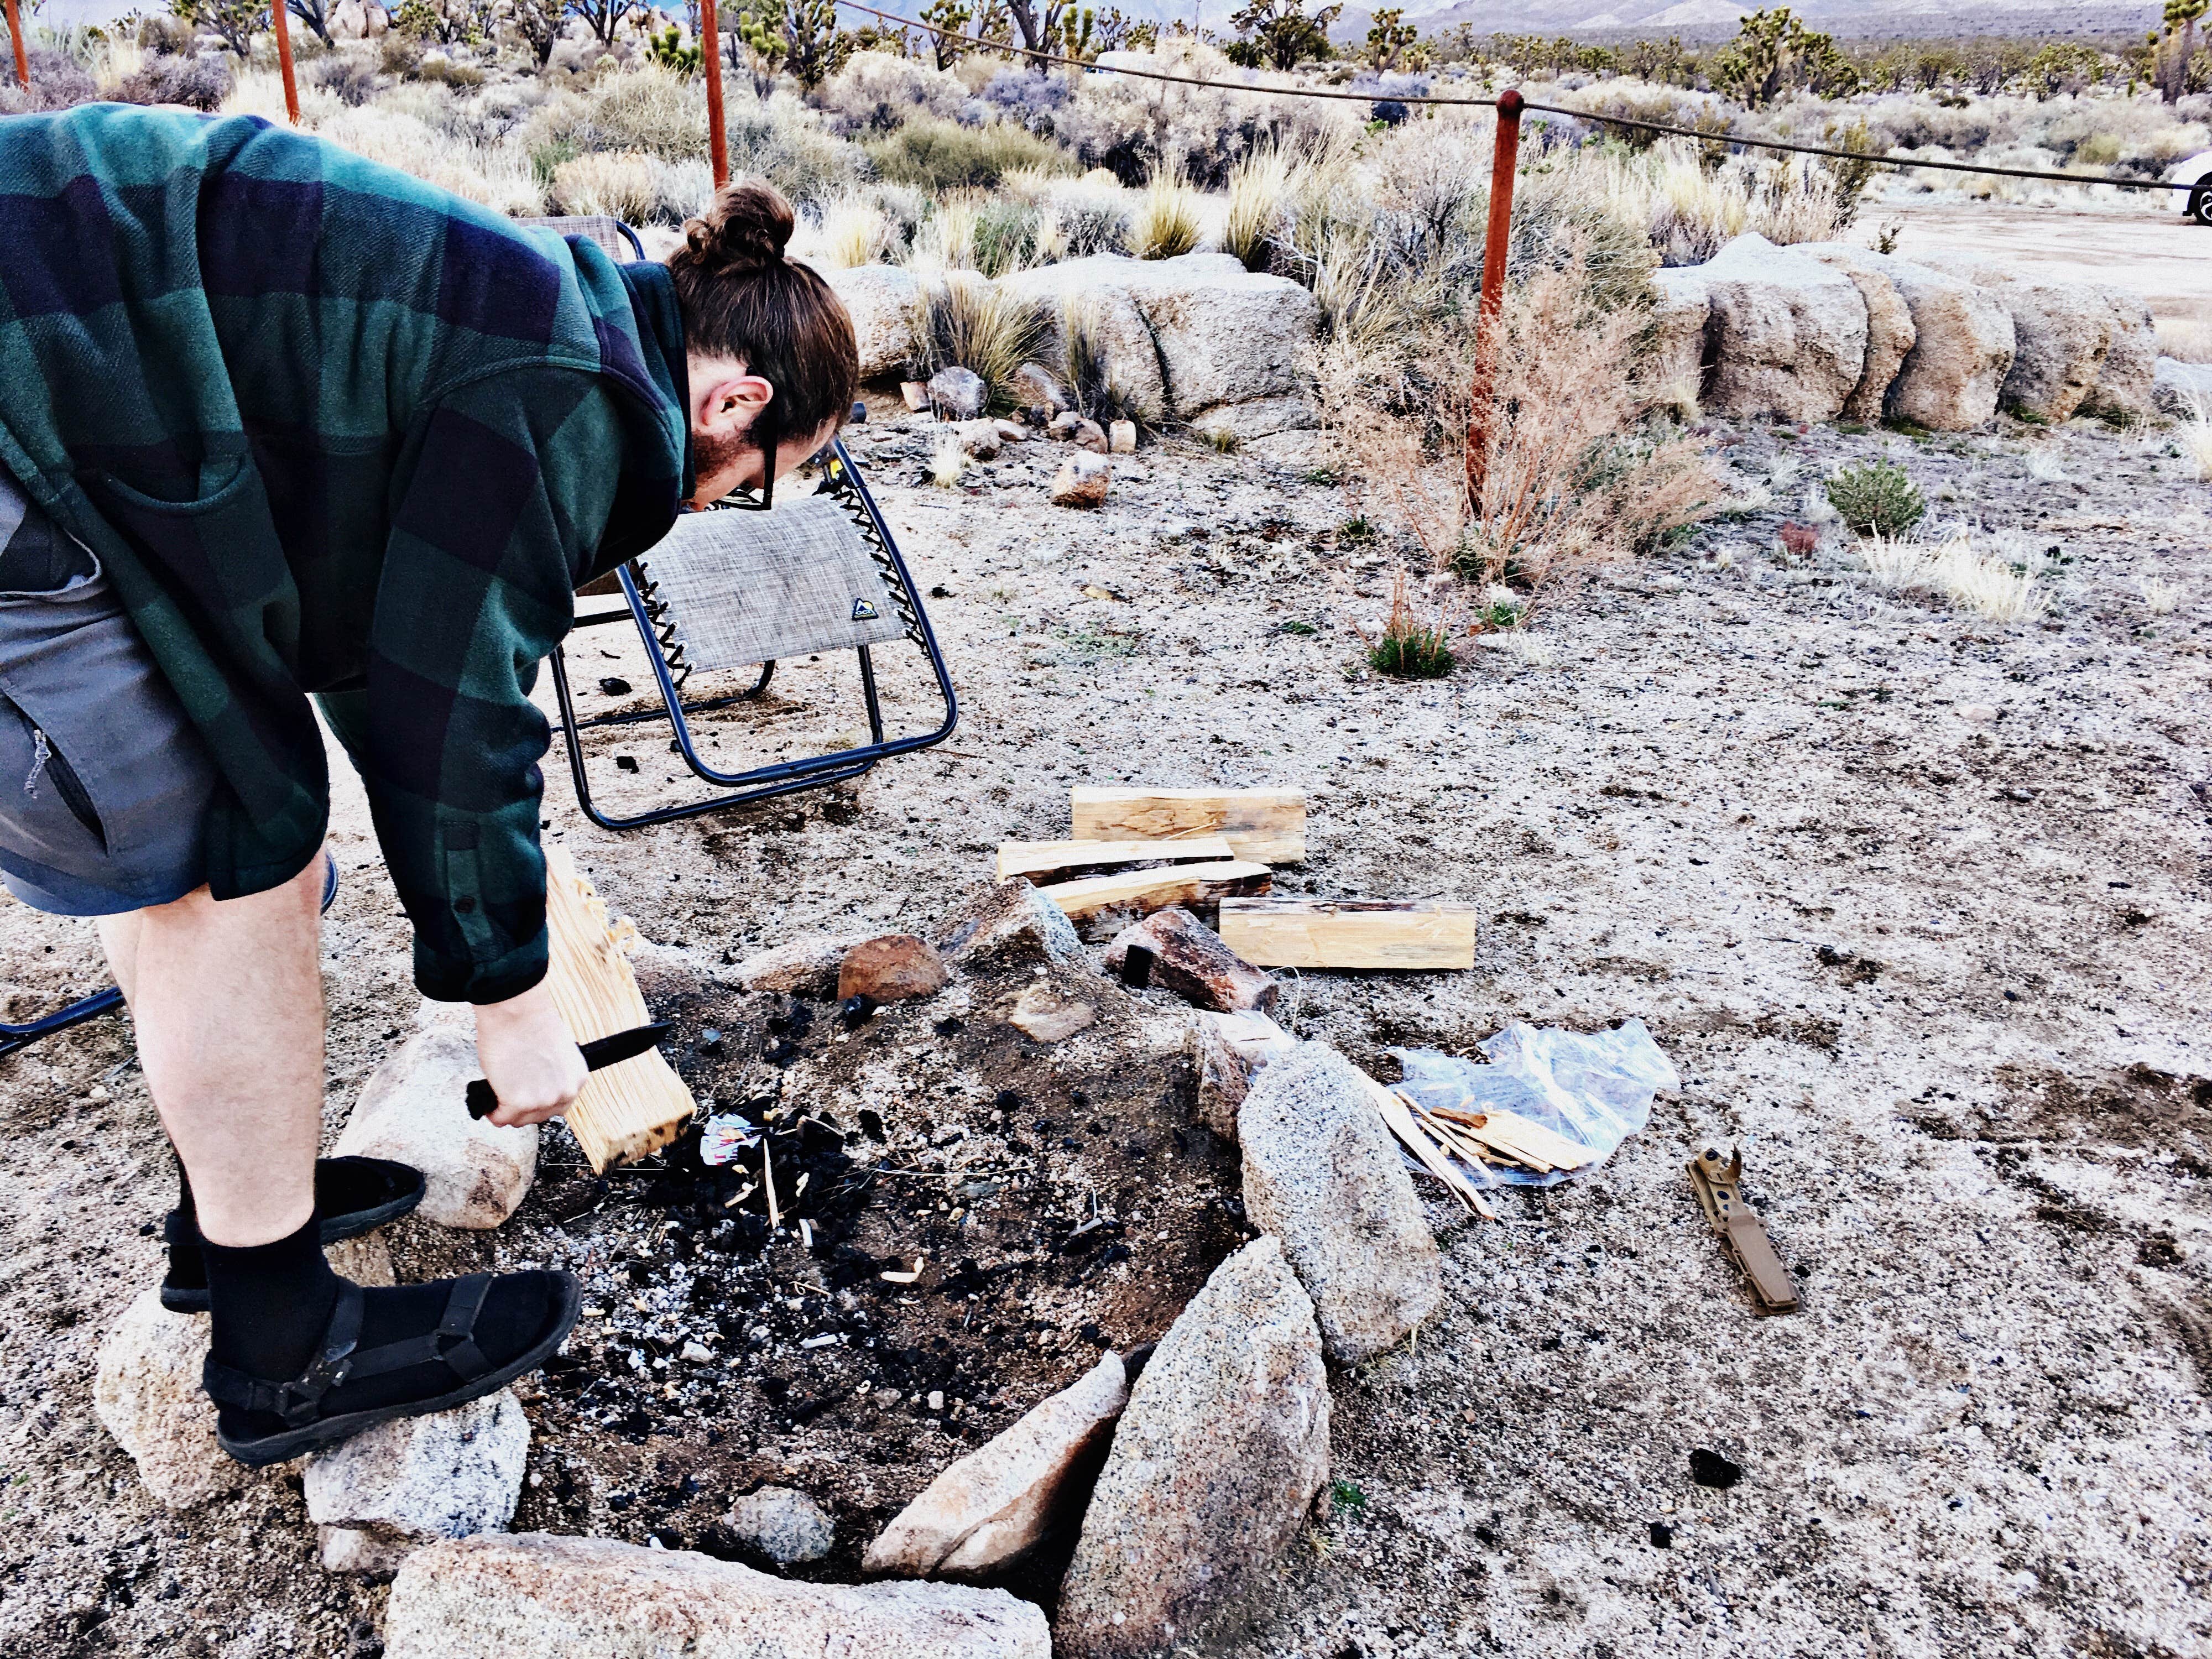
[1,378,2208,1659]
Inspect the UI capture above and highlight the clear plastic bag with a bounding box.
[1389,1019,1679,1187]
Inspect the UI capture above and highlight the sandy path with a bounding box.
[1874,191,2212,323]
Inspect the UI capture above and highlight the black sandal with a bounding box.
[161,1156,427,1314]
[205,1270,581,1467]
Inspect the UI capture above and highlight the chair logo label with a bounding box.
[851,597,880,621]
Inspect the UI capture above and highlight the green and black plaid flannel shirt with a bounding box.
[0,104,692,1002]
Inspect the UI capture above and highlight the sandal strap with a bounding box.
[202,1282,366,1427]
[343,1273,497,1385]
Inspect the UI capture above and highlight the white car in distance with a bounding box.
[2168,149,2212,223]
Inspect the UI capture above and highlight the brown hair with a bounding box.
[666,181,859,460]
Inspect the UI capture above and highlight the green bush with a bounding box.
[971,196,1041,277]
[1824,458,1926,537]
[864,116,1071,191]
[1368,620,1454,679]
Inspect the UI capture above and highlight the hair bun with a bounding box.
[680,181,795,277]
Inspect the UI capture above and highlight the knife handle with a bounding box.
[466,1078,498,1121]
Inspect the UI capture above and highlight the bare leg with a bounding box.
[97,860,324,1248]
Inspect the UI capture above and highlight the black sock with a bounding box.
[165,1159,208,1296]
[201,1215,341,1383]
[175,1159,194,1228]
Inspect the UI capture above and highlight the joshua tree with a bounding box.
[2162,0,2207,101]
[1227,0,1338,72]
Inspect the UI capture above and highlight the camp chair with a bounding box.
[547,438,959,831]
[515,214,646,262]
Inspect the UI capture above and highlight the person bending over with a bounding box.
[0,106,857,1464]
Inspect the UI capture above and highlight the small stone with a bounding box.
[927,366,988,421]
[723,1485,836,1567]
[953,419,1001,460]
[1007,984,1095,1044]
[1047,410,1083,441]
[927,1390,946,1413]
[901,380,931,412]
[320,1526,411,1577]
[1050,453,1110,509]
[681,1339,714,1364]
[332,1027,536,1230]
[993,419,1029,443]
[384,1534,1048,1658]
[1056,1239,1328,1657]
[1104,906,1276,1014]
[865,1353,1128,1579]
[936,883,1085,972]
[305,1389,530,1576]
[1689,1448,1744,1489]
[730,933,854,1000]
[837,934,951,1004]
[597,676,632,696]
[1072,418,1109,454]
[1109,419,1137,454]
[92,1288,244,1510]
[1013,362,1069,413]
[1190,1009,1298,1140]
[1958,703,1997,724]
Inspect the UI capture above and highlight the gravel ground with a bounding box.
[0,395,2206,1658]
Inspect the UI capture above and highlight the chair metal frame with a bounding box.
[548,436,959,831]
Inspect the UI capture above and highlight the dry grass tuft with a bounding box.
[551,150,660,222]
[1131,172,1202,262]
[803,188,898,269]
[1222,146,1292,272]
[1357,568,1456,679]
[1861,527,2048,624]
[910,274,1050,408]
[2178,398,2212,482]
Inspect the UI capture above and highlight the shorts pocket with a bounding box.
[0,691,109,875]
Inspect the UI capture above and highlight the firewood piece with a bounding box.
[1069,788,1306,864]
[540,848,697,1173]
[1104,906,1277,1013]
[995,837,1237,884]
[1035,863,1272,940]
[1432,1107,1594,1172]
[1217,898,1476,971]
[1358,1073,1495,1220]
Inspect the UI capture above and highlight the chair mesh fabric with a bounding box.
[515,215,640,262]
[635,496,910,672]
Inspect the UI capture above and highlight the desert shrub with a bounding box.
[534,64,707,159]
[1318,248,1719,617]
[1130,172,1202,259]
[119,50,234,110]
[720,92,864,204]
[798,185,900,267]
[1825,459,1927,536]
[971,195,1041,275]
[0,49,98,112]
[1041,171,1133,255]
[312,102,546,212]
[978,67,1074,132]
[552,149,660,221]
[414,50,486,89]
[910,274,1051,409]
[864,115,1071,190]
[306,53,379,106]
[911,194,977,269]
[816,50,968,135]
[1360,570,1455,679]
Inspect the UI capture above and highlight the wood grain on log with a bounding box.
[541,848,695,1173]
[995,837,1238,884]
[1218,898,1476,970]
[1069,788,1306,863]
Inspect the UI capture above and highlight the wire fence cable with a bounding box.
[826,0,2199,196]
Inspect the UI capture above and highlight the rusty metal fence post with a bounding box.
[6,0,30,89]
[272,0,301,123]
[1465,87,1524,509]
[701,0,729,189]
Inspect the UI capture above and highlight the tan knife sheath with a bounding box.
[1689,1146,1800,1314]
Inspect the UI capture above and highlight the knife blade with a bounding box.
[466,1021,673,1120]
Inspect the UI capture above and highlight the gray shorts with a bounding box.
[0,477,215,917]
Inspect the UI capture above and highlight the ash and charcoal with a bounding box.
[460,953,1244,1583]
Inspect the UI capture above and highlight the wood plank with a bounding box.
[995,836,1237,884]
[1070,787,1306,863]
[1433,1106,1594,1171]
[1360,1074,1495,1220]
[1218,898,1477,970]
[541,847,697,1173]
[1032,860,1272,922]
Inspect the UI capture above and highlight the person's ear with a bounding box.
[693,371,775,436]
